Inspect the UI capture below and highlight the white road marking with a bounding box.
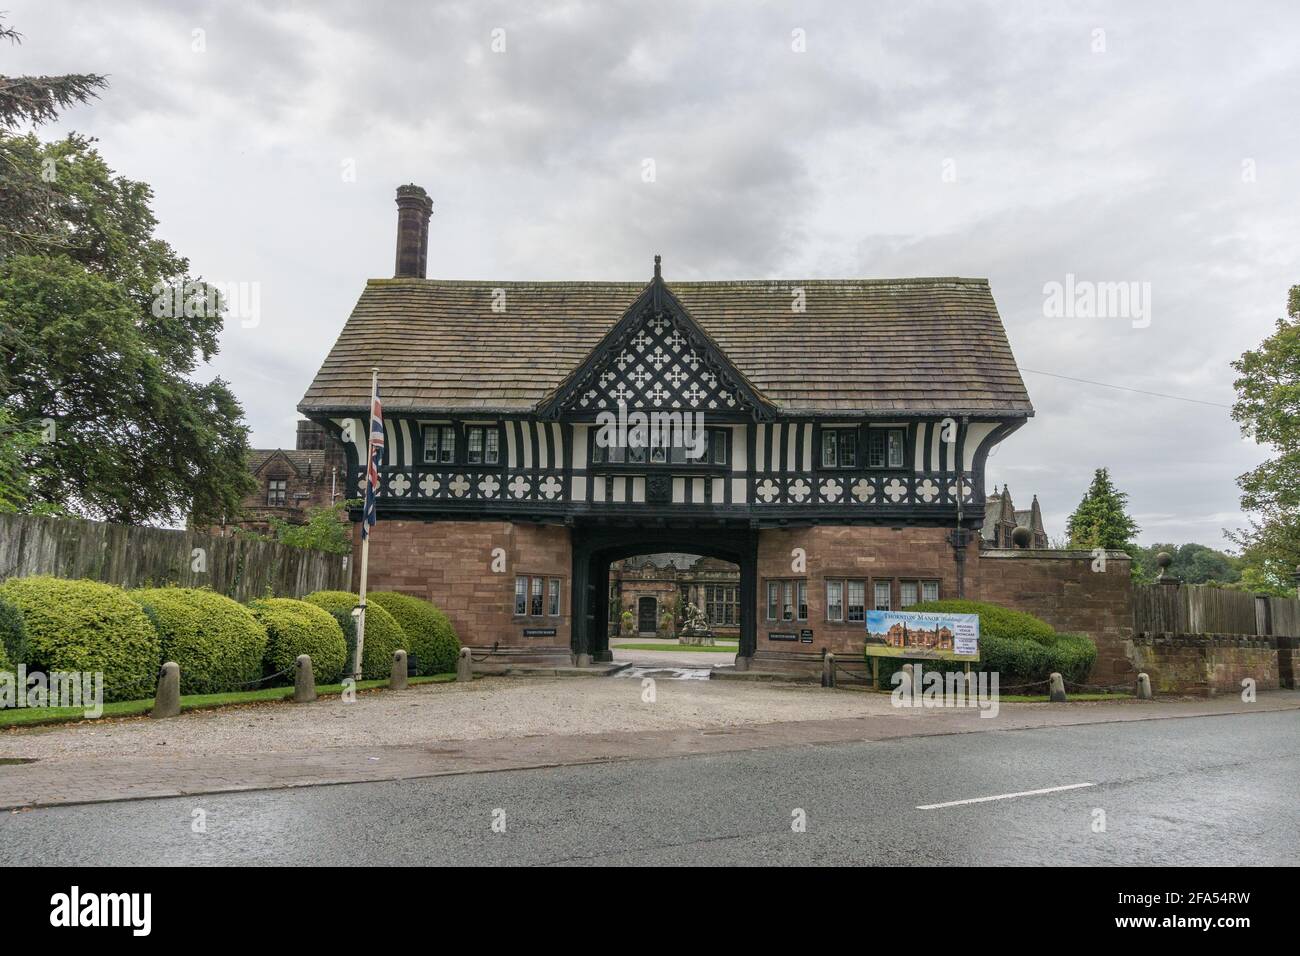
[916,782,1095,811]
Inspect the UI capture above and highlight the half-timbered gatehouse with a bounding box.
[299,184,1042,671]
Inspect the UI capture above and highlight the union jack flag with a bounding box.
[362,384,384,539]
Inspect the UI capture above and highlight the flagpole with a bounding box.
[354,367,378,681]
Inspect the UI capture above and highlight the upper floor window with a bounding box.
[820,428,858,468]
[267,479,287,507]
[866,428,906,469]
[466,426,500,465]
[423,425,456,465]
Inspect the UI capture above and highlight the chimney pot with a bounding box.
[394,184,433,278]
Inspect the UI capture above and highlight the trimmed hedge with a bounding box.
[303,590,406,680]
[0,576,160,702]
[131,588,268,695]
[369,591,460,676]
[0,640,10,675]
[0,595,27,665]
[881,599,1097,688]
[249,597,349,685]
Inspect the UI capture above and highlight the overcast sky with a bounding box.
[8,0,1299,547]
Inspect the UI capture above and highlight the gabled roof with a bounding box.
[535,269,777,419]
[298,274,1033,417]
[249,448,325,477]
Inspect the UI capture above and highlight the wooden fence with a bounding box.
[0,513,349,602]
[1133,582,1300,637]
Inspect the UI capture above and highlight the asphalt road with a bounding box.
[2,709,1296,866]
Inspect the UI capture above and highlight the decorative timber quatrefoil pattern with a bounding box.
[566,309,746,413]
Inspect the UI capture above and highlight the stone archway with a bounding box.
[570,522,758,663]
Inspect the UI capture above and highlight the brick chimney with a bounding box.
[394,184,433,278]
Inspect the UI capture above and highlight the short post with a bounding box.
[902,662,915,694]
[575,652,592,668]
[151,661,181,719]
[1049,671,1067,703]
[734,655,750,672]
[822,652,836,688]
[1136,672,1153,700]
[390,650,408,690]
[456,646,472,682]
[294,654,316,703]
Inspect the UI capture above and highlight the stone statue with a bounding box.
[678,602,715,646]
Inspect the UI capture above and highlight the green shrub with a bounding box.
[875,599,1097,689]
[909,599,1057,643]
[0,595,28,664]
[0,576,160,702]
[131,587,268,695]
[369,591,460,675]
[249,597,348,685]
[1041,632,1098,685]
[0,640,11,675]
[303,590,405,680]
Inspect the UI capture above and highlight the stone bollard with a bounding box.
[822,652,836,688]
[1049,672,1067,703]
[456,646,472,682]
[575,652,592,668]
[390,650,408,690]
[901,662,915,693]
[294,654,316,703]
[1136,672,1153,700]
[151,661,181,719]
[734,655,750,672]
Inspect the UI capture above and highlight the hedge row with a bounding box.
[0,576,460,702]
[875,599,1098,688]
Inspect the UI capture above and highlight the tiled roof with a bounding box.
[298,277,1032,416]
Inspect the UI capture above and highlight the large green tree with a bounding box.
[0,19,254,525]
[1228,284,1300,592]
[1066,468,1141,551]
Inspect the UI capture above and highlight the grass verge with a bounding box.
[0,673,458,729]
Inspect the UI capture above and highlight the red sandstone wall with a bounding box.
[350,519,572,650]
[1129,635,1279,696]
[755,526,976,660]
[976,550,1134,684]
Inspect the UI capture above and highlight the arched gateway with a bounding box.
[297,185,1035,674]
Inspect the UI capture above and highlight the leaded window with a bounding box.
[705,585,738,626]
[866,428,906,469]
[826,580,843,622]
[820,428,857,468]
[847,580,866,622]
[423,425,456,464]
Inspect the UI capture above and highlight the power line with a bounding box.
[1017,368,1233,409]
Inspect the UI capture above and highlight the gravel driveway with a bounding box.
[0,676,896,763]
